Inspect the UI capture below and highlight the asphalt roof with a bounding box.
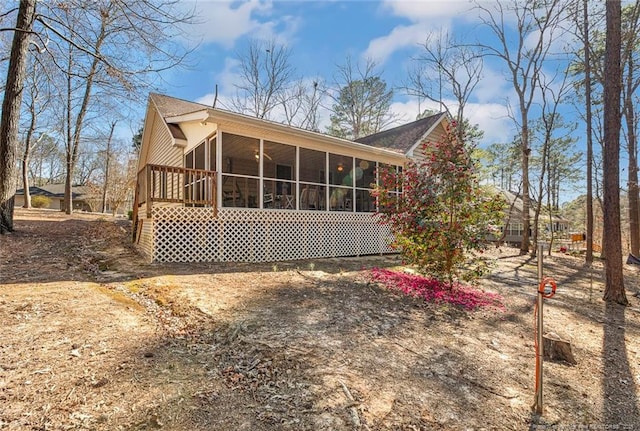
[15,184,92,198]
[149,93,446,154]
[150,93,208,118]
[355,113,446,153]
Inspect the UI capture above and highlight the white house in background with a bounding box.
[497,188,571,246]
[132,93,451,263]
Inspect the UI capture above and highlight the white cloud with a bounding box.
[364,0,479,65]
[473,65,514,105]
[388,98,442,126]
[388,97,513,146]
[382,0,476,21]
[363,24,432,64]
[465,102,514,145]
[195,57,241,109]
[190,0,297,48]
[214,57,243,93]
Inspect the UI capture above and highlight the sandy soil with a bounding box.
[0,208,639,430]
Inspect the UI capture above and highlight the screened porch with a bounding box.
[184,131,402,214]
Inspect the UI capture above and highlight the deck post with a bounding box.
[214,175,218,217]
[146,164,152,218]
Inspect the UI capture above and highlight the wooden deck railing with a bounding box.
[134,164,217,219]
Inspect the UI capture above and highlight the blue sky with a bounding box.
[156,0,521,147]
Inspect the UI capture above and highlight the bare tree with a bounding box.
[1,0,196,223]
[580,0,598,265]
[602,0,627,305]
[20,54,52,208]
[232,38,295,119]
[476,0,565,255]
[28,134,63,185]
[73,148,101,186]
[570,1,639,260]
[53,5,109,214]
[105,152,136,215]
[280,78,325,131]
[101,121,117,213]
[621,2,640,257]
[530,66,574,254]
[404,30,483,137]
[327,56,395,140]
[566,0,604,264]
[0,0,36,233]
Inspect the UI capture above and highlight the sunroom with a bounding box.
[133,93,411,263]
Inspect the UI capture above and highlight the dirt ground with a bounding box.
[0,208,639,431]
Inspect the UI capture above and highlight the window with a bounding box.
[221,132,259,208]
[355,158,376,212]
[184,139,215,204]
[377,163,403,212]
[507,222,524,237]
[185,136,215,171]
[299,148,325,183]
[356,159,376,188]
[263,141,296,179]
[222,133,259,176]
[299,148,326,211]
[262,141,296,210]
[329,154,353,211]
[194,143,205,170]
[213,131,401,213]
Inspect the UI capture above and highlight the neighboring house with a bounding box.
[14,184,95,212]
[133,93,451,263]
[497,188,571,246]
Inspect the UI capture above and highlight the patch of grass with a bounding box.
[147,284,192,317]
[123,281,143,294]
[122,280,191,316]
[93,285,144,312]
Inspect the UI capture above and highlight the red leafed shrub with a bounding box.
[373,121,506,284]
[370,267,504,311]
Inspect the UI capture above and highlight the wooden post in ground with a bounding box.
[533,242,544,415]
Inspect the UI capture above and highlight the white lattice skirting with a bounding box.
[146,207,396,263]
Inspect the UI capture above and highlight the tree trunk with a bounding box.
[532,116,553,258]
[520,119,531,255]
[101,121,117,213]
[22,156,31,208]
[584,0,595,265]
[0,0,37,233]
[627,110,639,258]
[602,0,627,305]
[21,86,39,210]
[64,15,107,214]
[624,48,639,257]
[64,49,74,214]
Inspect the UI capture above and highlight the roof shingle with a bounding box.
[355,113,446,153]
[150,93,209,118]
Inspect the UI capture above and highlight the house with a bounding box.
[14,184,96,212]
[497,189,571,246]
[132,93,451,263]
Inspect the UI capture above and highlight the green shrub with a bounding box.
[30,195,51,208]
